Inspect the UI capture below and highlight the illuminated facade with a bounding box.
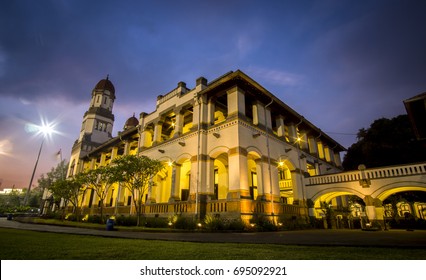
[67,70,346,222]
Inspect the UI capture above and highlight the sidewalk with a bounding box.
[1,217,426,247]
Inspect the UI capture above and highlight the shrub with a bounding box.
[65,213,77,221]
[173,216,196,230]
[250,214,277,231]
[143,217,168,228]
[87,215,104,224]
[115,215,137,227]
[204,214,226,231]
[226,218,246,231]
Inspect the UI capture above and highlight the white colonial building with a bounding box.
[66,70,348,223]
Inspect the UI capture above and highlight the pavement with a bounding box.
[1,217,426,248]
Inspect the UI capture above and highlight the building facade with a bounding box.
[67,70,346,222]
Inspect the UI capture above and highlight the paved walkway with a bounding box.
[1,217,426,247]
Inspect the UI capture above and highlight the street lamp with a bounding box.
[24,121,55,206]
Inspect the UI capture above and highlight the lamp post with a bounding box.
[24,121,55,206]
[24,138,45,206]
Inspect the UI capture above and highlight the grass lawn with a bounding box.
[0,228,425,260]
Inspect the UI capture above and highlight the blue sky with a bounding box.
[1,0,425,188]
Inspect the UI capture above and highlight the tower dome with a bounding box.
[124,114,139,130]
[94,75,115,99]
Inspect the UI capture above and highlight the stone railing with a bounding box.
[279,179,293,190]
[306,162,426,186]
[156,88,179,106]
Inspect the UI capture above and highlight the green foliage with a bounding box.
[79,166,116,221]
[250,214,277,231]
[115,215,137,226]
[342,115,426,170]
[38,160,68,190]
[173,216,196,230]
[0,188,41,214]
[143,217,169,228]
[279,215,312,230]
[111,155,164,226]
[203,214,246,231]
[87,215,104,224]
[204,214,226,231]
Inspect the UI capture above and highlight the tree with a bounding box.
[342,115,426,170]
[48,175,86,220]
[79,166,116,222]
[38,160,68,212]
[111,155,164,226]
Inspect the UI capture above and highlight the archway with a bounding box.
[213,153,229,200]
[247,151,261,200]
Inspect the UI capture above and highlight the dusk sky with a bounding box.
[1,0,425,189]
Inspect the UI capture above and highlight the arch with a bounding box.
[372,181,426,201]
[310,187,365,206]
[177,158,192,201]
[312,191,364,208]
[175,153,193,165]
[212,152,229,200]
[246,145,263,157]
[209,146,230,158]
[277,154,296,171]
[247,151,262,200]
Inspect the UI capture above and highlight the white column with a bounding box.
[227,86,245,117]
[228,148,248,199]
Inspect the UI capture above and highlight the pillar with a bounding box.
[174,110,184,137]
[153,120,163,144]
[227,86,245,118]
[193,94,208,128]
[169,164,181,202]
[317,141,325,160]
[252,101,265,126]
[334,152,342,167]
[254,158,264,199]
[208,97,216,125]
[308,136,318,156]
[299,130,309,151]
[206,157,215,198]
[364,195,376,220]
[228,147,249,199]
[288,123,297,143]
[275,115,285,138]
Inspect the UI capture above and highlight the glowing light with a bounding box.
[278,161,284,167]
[25,116,60,141]
[167,160,173,167]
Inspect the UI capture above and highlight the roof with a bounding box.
[94,76,116,99]
[124,114,139,130]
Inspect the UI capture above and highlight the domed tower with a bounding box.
[67,76,116,177]
[123,114,139,130]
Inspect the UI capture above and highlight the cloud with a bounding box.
[247,66,303,87]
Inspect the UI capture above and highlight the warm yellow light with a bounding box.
[278,161,284,167]
[168,161,173,167]
[296,137,302,142]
